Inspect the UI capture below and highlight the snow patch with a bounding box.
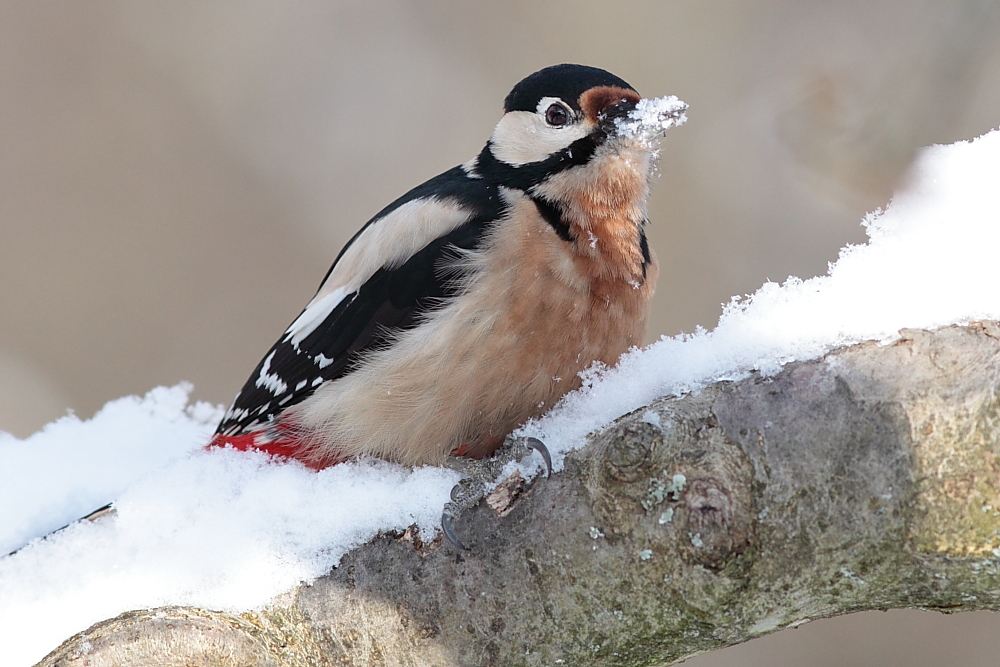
[0,385,218,556]
[0,392,456,665]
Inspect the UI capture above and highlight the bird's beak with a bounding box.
[598,99,638,136]
[602,95,688,145]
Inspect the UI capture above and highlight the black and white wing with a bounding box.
[216,166,503,436]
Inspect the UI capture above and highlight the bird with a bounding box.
[210,64,685,474]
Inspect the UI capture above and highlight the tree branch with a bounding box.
[38,322,1000,667]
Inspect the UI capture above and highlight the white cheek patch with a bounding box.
[489,109,590,166]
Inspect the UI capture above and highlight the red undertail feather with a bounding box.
[208,431,492,469]
[207,430,332,470]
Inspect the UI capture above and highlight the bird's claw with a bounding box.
[439,435,552,550]
[440,509,469,551]
[524,436,552,478]
[440,471,487,550]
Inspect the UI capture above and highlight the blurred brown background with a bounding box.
[2,1,1000,664]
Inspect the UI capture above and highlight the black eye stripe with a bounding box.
[480,132,601,189]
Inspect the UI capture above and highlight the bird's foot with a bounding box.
[441,436,551,550]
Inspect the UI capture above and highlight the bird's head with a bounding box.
[471,64,686,187]
[470,64,685,218]
[468,64,686,272]
[493,64,640,166]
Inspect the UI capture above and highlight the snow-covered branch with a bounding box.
[37,322,1000,666]
[4,111,999,667]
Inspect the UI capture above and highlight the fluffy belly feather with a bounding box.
[291,194,657,467]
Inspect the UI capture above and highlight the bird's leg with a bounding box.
[441,436,551,550]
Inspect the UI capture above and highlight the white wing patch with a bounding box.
[255,351,288,396]
[461,156,482,179]
[284,287,349,349]
[311,197,474,304]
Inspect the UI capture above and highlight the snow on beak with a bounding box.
[608,95,688,144]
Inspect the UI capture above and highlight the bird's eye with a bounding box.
[545,103,570,127]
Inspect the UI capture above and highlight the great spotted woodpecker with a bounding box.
[212,64,686,482]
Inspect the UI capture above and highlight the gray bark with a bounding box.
[38,322,1000,667]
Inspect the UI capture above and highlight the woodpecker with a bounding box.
[212,64,686,471]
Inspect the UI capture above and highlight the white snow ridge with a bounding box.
[3,128,1000,666]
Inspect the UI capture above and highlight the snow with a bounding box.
[0,389,457,665]
[2,128,1000,665]
[0,385,217,556]
[616,95,688,142]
